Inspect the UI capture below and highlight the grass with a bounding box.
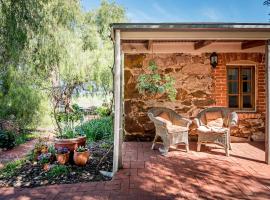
[46,165,69,178]
[15,132,38,146]
[0,159,25,178]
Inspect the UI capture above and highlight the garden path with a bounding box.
[0,132,53,169]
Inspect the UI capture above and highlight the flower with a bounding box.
[38,153,52,164]
[56,147,69,154]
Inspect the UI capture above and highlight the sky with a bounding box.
[81,0,270,23]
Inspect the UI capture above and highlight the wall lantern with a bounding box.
[210,52,218,68]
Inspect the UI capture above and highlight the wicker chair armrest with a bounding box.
[194,118,201,128]
[181,118,192,128]
[172,114,192,128]
[148,113,166,127]
[229,112,238,127]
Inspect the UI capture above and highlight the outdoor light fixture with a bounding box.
[210,52,218,68]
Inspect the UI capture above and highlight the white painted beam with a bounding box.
[113,30,122,173]
[266,40,270,165]
[121,31,270,40]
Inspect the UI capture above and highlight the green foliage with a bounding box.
[96,106,111,117]
[0,0,127,131]
[75,146,88,152]
[15,132,37,146]
[46,165,69,178]
[56,104,85,139]
[48,144,56,156]
[137,61,177,101]
[0,68,43,129]
[0,159,25,178]
[0,130,15,149]
[77,116,113,142]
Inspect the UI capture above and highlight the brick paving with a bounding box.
[1,141,270,200]
[0,140,37,169]
[0,132,53,169]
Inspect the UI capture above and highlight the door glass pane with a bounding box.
[243,95,252,108]
[242,82,251,93]
[228,68,238,80]
[229,96,238,108]
[228,82,238,94]
[242,68,252,80]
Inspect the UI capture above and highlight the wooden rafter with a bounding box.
[241,40,266,50]
[147,40,153,50]
[194,40,212,50]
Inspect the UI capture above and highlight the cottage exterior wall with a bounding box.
[124,53,265,141]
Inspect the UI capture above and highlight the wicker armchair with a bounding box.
[194,107,238,156]
[148,107,192,155]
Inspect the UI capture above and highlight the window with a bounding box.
[227,66,255,110]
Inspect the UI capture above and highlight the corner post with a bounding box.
[266,40,270,164]
[113,30,122,173]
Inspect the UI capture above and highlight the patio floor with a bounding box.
[1,141,270,200]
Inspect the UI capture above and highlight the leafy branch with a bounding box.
[137,61,177,101]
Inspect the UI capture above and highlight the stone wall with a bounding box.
[124,53,265,141]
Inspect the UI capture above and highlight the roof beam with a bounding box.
[120,31,270,40]
[241,40,266,49]
[194,40,212,50]
[147,40,153,50]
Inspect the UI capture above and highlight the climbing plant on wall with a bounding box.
[137,61,177,101]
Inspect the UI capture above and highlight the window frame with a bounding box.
[226,65,256,111]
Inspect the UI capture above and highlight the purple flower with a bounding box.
[56,147,69,154]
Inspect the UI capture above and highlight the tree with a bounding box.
[0,0,127,131]
[83,0,126,99]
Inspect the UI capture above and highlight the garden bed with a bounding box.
[0,140,113,188]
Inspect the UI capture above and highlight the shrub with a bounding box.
[46,165,69,178]
[95,106,111,117]
[77,116,113,142]
[0,159,25,178]
[0,69,43,129]
[0,130,16,149]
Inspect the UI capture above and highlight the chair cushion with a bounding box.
[197,125,228,134]
[167,124,188,133]
[205,111,223,128]
[197,125,212,133]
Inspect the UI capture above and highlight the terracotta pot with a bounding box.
[56,152,70,165]
[43,163,50,171]
[73,150,90,166]
[54,136,86,152]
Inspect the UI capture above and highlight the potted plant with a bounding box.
[56,147,70,165]
[33,138,49,161]
[73,146,90,166]
[137,61,177,101]
[38,153,52,171]
[54,104,86,152]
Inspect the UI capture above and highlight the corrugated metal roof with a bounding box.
[111,23,270,30]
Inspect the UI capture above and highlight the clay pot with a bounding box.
[73,150,90,166]
[54,136,86,152]
[43,163,50,171]
[56,152,70,165]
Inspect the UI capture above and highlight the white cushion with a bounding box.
[197,125,228,134]
[167,124,188,133]
[207,118,224,128]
